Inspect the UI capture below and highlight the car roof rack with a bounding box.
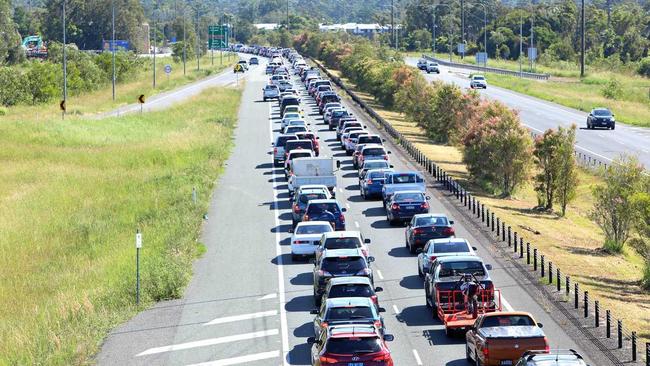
[523,349,583,361]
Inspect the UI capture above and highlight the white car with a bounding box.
[283,125,308,135]
[290,221,334,260]
[417,238,477,277]
[470,74,487,89]
[281,114,303,129]
[315,231,371,262]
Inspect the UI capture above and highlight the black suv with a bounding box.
[586,108,615,130]
[313,248,375,304]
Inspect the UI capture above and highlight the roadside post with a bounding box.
[164,64,172,82]
[59,100,66,120]
[138,94,145,113]
[135,229,142,305]
[645,342,649,366]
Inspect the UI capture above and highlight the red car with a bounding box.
[308,324,394,365]
[296,132,320,156]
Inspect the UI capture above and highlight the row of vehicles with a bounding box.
[249,46,589,366]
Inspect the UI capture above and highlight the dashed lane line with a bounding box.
[203,310,278,326]
[135,329,279,356]
[185,350,280,366]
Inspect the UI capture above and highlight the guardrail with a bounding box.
[311,58,645,365]
[422,54,551,80]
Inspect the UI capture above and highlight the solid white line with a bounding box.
[185,350,280,366]
[258,293,278,301]
[269,102,291,366]
[376,269,384,280]
[412,349,423,366]
[203,310,278,326]
[354,221,360,228]
[346,203,351,209]
[135,329,279,356]
[339,188,343,193]
[392,304,400,315]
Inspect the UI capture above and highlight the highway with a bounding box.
[404,57,650,168]
[97,57,607,365]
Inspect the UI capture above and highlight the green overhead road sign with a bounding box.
[208,25,229,50]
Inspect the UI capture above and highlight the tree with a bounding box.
[0,0,25,65]
[554,125,579,216]
[590,155,645,253]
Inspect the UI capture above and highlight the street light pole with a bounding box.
[196,8,200,71]
[62,0,67,105]
[183,8,186,75]
[460,0,465,59]
[580,0,585,77]
[519,14,523,77]
[287,0,290,31]
[112,0,116,100]
[153,7,157,88]
[391,0,394,49]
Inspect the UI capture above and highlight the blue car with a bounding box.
[360,169,394,199]
[291,189,331,226]
[385,191,430,225]
[302,199,347,231]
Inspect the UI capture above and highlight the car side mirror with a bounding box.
[382,138,387,142]
[426,196,431,200]
[384,334,395,342]
[310,309,319,315]
[288,228,293,233]
[364,238,371,244]
[378,307,386,313]
[537,322,543,328]
[367,256,375,263]
[387,151,392,154]
[271,142,275,146]
[342,207,347,212]
[449,220,454,225]
[472,246,478,251]
[374,286,383,292]
[485,264,493,270]
[390,165,394,168]
[316,136,320,139]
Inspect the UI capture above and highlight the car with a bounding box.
[586,107,615,130]
[426,61,440,73]
[284,149,314,178]
[284,139,314,159]
[360,169,394,200]
[357,134,383,147]
[278,80,293,92]
[424,255,493,311]
[311,297,386,337]
[382,172,426,203]
[249,57,259,65]
[315,231,371,262]
[303,199,347,231]
[321,277,383,308]
[285,88,299,97]
[358,160,392,179]
[357,145,390,169]
[262,84,280,101]
[328,110,354,130]
[417,58,428,70]
[344,131,369,155]
[470,74,488,89]
[405,213,456,254]
[515,349,588,366]
[280,96,301,116]
[281,113,303,128]
[296,132,320,156]
[417,238,477,277]
[272,134,299,166]
[312,248,375,304]
[307,324,395,366]
[265,65,275,74]
[339,127,364,146]
[385,191,430,225]
[466,312,548,366]
[321,103,342,117]
[282,120,308,134]
[291,187,332,225]
[290,221,334,260]
[236,59,248,70]
[282,105,304,117]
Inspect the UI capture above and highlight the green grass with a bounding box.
[2,53,238,122]
[0,86,242,364]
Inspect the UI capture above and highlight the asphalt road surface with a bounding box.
[98,57,604,365]
[404,57,650,168]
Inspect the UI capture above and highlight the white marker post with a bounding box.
[135,229,142,305]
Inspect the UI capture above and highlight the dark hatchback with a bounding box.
[385,191,430,225]
[303,199,347,231]
[587,108,615,130]
[312,248,375,301]
[405,213,455,253]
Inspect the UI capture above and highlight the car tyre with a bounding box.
[291,254,299,262]
[611,124,615,130]
[418,263,424,278]
[475,351,482,366]
[466,345,473,362]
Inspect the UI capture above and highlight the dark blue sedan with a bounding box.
[360,169,394,199]
[385,191,430,225]
[303,199,347,231]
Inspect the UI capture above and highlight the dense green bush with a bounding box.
[602,78,623,99]
[0,67,30,106]
[637,57,650,77]
[171,42,196,63]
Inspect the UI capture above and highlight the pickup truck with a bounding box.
[466,312,548,366]
[287,157,340,195]
[381,172,426,203]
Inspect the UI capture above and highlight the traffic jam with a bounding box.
[246,46,589,366]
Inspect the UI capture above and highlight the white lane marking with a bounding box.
[203,310,278,326]
[136,329,279,356]
[269,102,291,366]
[258,293,277,301]
[354,221,360,228]
[185,350,280,366]
[339,188,343,193]
[376,269,384,280]
[392,304,400,315]
[501,295,514,312]
[346,203,350,209]
[412,349,423,366]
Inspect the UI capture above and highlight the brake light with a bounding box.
[320,321,328,329]
[293,204,301,213]
[319,355,339,364]
[482,343,489,358]
[543,337,550,352]
[374,320,382,328]
[443,227,455,236]
[383,155,388,160]
[413,228,423,235]
[421,202,430,209]
[429,255,437,261]
[391,203,400,211]
[294,240,309,244]
[274,147,278,154]
[370,295,378,304]
[370,352,391,361]
[303,214,309,221]
[339,214,345,223]
[367,179,373,184]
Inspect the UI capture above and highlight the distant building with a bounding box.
[318,23,399,38]
[254,23,280,31]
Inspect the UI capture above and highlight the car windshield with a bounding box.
[416,216,448,226]
[326,306,374,320]
[296,224,332,235]
[438,261,485,277]
[325,337,382,354]
[321,256,366,273]
[307,203,341,214]
[392,174,423,183]
[594,109,612,116]
[363,148,385,156]
[328,284,373,298]
[433,241,469,253]
[473,76,485,80]
[324,237,362,250]
[299,193,327,204]
[394,193,424,201]
[481,315,535,327]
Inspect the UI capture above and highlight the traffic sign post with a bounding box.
[135,229,142,305]
[208,25,229,50]
[59,99,66,120]
[476,52,488,67]
[457,43,466,58]
[138,94,145,113]
[164,64,172,82]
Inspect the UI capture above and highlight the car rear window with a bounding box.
[438,261,485,277]
[325,337,381,354]
[359,136,382,144]
[326,306,374,320]
[299,193,327,204]
[481,315,535,327]
[286,141,313,151]
[328,284,373,298]
[307,203,340,214]
[433,241,469,253]
[364,161,389,170]
[392,174,423,183]
[323,237,362,250]
[368,171,388,179]
[362,148,386,156]
[332,110,349,117]
[286,126,307,133]
[394,193,424,201]
[296,224,332,235]
[416,216,448,226]
[276,136,298,147]
[321,256,366,273]
[289,152,312,160]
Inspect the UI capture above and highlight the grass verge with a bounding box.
[2,53,238,122]
[323,63,650,340]
[0,86,242,364]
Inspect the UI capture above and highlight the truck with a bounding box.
[465,312,549,366]
[22,35,48,58]
[287,157,340,196]
[381,172,426,203]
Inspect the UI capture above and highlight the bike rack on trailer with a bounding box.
[436,289,502,335]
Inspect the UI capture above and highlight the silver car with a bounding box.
[263,84,280,101]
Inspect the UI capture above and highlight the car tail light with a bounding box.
[294,240,308,244]
[443,227,455,236]
[319,355,339,364]
[318,270,332,277]
[370,352,392,361]
[391,203,400,211]
[429,255,437,261]
[383,155,388,160]
[370,295,378,304]
[367,179,373,184]
[421,202,429,209]
[543,337,550,352]
[361,248,368,257]
[303,214,309,221]
[320,321,328,329]
[339,214,345,223]
[413,228,423,235]
[482,343,489,358]
[274,147,278,155]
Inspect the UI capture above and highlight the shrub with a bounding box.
[94,51,146,82]
[25,61,59,104]
[0,67,30,106]
[636,57,650,77]
[602,78,623,99]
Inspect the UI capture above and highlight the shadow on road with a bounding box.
[388,247,412,258]
[397,305,437,327]
[285,295,314,313]
[399,275,424,290]
[290,272,313,286]
[293,322,315,338]
[363,207,386,218]
[288,343,311,365]
[270,224,292,233]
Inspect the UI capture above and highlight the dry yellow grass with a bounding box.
[332,68,650,339]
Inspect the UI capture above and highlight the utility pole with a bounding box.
[183,8,186,75]
[432,8,436,53]
[196,8,200,71]
[482,4,487,68]
[391,0,395,49]
[153,7,157,88]
[580,0,585,77]
[607,0,611,28]
[111,0,116,100]
[519,15,523,77]
[62,0,67,105]
[530,15,535,72]
[460,0,465,59]
[286,0,290,31]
